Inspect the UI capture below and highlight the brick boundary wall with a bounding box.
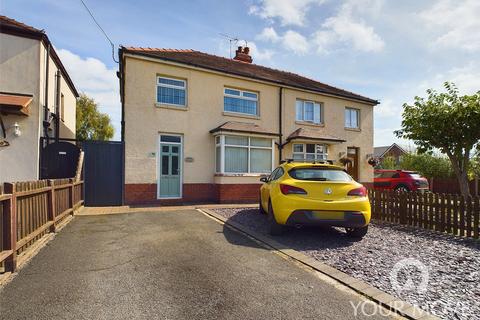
[125,183,262,205]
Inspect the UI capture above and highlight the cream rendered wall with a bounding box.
[58,75,77,139]
[41,49,76,139]
[124,54,375,186]
[124,55,280,185]
[281,88,374,182]
[0,33,41,183]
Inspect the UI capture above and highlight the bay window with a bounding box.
[215,135,273,174]
[292,143,328,160]
[296,100,322,124]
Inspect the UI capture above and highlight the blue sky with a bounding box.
[2,0,479,146]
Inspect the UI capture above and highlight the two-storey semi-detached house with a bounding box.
[0,16,78,183]
[119,46,378,205]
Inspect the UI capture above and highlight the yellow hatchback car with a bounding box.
[259,160,371,238]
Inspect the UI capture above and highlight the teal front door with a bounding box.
[159,142,182,198]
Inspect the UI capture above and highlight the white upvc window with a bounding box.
[345,107,360,129]
[292,143,328,160]
[296,100,322,124]
[224,88,258,116]
[215,135,274,174]
[156,76,186,107]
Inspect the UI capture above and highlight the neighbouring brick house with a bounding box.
[374,143,407,166]
[118,46,378,204]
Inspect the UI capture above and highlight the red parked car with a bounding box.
[374,170,429,192]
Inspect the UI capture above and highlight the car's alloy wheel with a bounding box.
[345,226,368,238]
[267,202,284,236]
[395,185,409,192]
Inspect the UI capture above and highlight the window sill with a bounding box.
[345,127,361,132]
[222,111,260,120]
[215,173,266,177]
[155,103,189,111]
[295,121,324,127]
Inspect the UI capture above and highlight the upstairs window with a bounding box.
[157,76,186,107]
[345,107,360,129]
[224,88,258,116]
[296,100,322,124]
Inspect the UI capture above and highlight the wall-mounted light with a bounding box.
[365,153,374,160]
[338,151,346,158]
[13,122,21,137]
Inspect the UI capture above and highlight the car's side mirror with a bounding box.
[260,176,268,183]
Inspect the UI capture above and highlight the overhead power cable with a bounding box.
[79,0,118,63]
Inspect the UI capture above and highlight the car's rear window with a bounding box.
[288,167,352,181]
[376,171,399,178]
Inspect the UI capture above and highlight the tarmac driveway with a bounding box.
[0,209,398,320]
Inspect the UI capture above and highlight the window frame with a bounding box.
[60,93,65,122]
[345,107,360,129]
[156,76,187,107]
[223,87,259,116]
[296,99,323,124]
[215,134,274,174]
[292,143,328,161]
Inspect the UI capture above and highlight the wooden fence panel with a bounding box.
[368,189,479,240]
[0,179,84,273]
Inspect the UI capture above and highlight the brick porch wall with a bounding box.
[217,183,261,204]
[125,183,261,205]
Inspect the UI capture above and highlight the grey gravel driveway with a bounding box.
[0,209,398,320]
[213,207,480,320]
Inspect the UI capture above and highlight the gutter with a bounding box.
[278,87,283,164]
[118,48,125,142]
[55,70,61,141]
[43,43,50,140]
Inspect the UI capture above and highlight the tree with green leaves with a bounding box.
[379,156,397,169]
[76,94,114,141]
[395,82,480,196]
[399,153,454,180]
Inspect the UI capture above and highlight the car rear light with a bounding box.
[280,184,307,195]
[347,186,367,197]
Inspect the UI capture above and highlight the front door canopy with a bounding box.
[0,93,32,116]
[284,128,346,146]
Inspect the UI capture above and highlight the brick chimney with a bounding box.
[233,46,253,63]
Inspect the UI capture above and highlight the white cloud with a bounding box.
[312,30,335,54]
[423,61,480,95]
[322,15,384,52]
[249,0,325,26]
[256,27,280,43]
[314,0,384,53]
[57,48,120,139]
[246,42,275,61]
[420,0,480,51]
[375,98,399,118]
[253,0,384,54]
[256,27,309,55]
[282,30,309,55]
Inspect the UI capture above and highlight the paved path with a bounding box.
[0,209,398,319]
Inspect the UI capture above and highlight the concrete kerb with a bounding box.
[198,208,440,320]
